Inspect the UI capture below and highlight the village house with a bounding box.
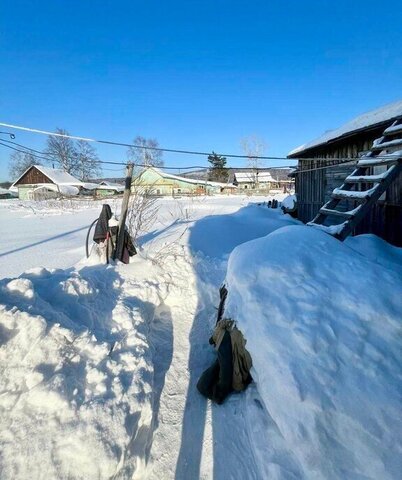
[233,171,275,191]
[288,100,402,245]
[95,181,125,196]
[10,165,84,200]
[133,167,236,196]
[231,169,295,193]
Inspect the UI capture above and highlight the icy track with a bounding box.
[0,196,401,479]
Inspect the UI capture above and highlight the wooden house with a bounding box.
[233,171,275,191]
[10,165,83,200]
[288,100,402,246]
[133,167,236,196]
[95,181,125,196]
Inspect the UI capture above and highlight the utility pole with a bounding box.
[114,163,133,261]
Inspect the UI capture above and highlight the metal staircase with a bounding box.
[308,118,402,241]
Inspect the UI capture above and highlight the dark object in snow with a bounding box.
[197,330,233,404]
[93,204,113,243]
[216,285,228,325]
[198,318,253,404]
[89,204,136,264]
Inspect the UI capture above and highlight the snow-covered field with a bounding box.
[0,195,401,479]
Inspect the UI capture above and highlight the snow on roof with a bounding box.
[0,187,13,195]
[234,171,275,183]
[81,182,99,190]
[97,183,125,192]
[288,100,402,157]
[99,180,124,187]
[12,165,83,187]
[34,165,83,185]
[141,167,236,188]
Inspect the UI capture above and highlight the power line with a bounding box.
[0,140,361,177]
[0,122,294,160]
[0,139,266,170]
[1,137,396,178]
[1,121,400,165]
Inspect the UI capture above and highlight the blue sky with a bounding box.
[1,0,401,181]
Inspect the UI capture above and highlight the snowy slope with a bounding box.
[225,226,402,479]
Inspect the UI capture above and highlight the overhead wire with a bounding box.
[0,140,363,176]
[2,121,397,164]
[0,125,398,176]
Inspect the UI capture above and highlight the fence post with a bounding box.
[114,163,133,261]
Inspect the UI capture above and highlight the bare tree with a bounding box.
[126,176,159,243]
[127,136,164,170]
[240,135,267,187]
[76,140,102,180]
[45,128,79,175]
[8,151,38,180]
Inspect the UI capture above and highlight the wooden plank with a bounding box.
[319,206,360,218]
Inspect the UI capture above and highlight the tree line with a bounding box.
[8,130,165,181]
[9,128,266,185]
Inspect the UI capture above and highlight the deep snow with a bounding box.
[0,195,401,479]
[225,226,402,479]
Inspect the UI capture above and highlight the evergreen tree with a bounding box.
[207,151,228,182]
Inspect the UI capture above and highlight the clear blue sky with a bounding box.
[1,0,401,181]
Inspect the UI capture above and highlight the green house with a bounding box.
[133,167,214,196]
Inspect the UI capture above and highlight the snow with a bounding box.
[98,181,125,192]
[358,150,402,166]
[307,220,348,235]
[288,100,402,156]
[0,194,401,479]
[11,165,83,189]
[0,187,13,195]
[332,185,378,199]
[140,166,237,188]
[281,194,297,210]
[225,225,402,479]
[234,171,275,183]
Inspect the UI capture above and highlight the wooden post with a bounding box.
[114,163,133,261]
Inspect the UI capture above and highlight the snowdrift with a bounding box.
[0,264,164,480]
[225,226,402,479]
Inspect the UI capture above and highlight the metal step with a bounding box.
[319,206,360,218]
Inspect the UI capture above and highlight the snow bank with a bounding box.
[225,226,402,479]
[0,263,164,480]
[281,194,297,211]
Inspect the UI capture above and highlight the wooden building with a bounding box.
[10,165,83,200]
[288,101,402,246]
[95,181,124,196]
[133,167,237,196]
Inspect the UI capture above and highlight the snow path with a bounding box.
[133,203,299,479]
[143,248,260,479]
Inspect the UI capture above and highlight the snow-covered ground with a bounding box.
[0,195,401,479]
